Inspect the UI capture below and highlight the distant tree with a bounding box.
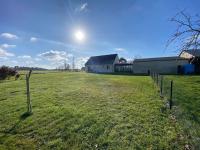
[167,10,200,51]
[133,55,142,60]
[119,57,127,63]
[0,66,17,80]
[64,60,70,71]
[81,67,85,71]
[72,56,75,70]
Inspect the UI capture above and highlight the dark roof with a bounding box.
[85,54,118,65]
[180,49,200,57]
[134,56,188,62]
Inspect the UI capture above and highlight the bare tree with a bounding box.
[167,10,200,51]
[72,56,75,70]
[119,57,127,63]
[64,60,67,70]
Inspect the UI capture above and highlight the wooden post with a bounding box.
[169,80,173,109]
[160,76,163,97]
[26,70,32,113]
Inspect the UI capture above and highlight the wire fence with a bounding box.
[150,72,174,109]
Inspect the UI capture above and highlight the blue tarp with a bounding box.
[183,64,195,74]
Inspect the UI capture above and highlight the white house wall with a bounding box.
[86,64,114,73]
[180,51,193,59]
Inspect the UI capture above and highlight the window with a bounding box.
[107,65,109,70]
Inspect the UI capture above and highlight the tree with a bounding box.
[167,11,200,51]
[0,66,17,80]
[119,57,127,63]
[64,60,70,71]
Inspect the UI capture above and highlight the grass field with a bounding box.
[0,72,186,149]
[163,75,200,148]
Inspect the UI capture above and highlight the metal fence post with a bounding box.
[156,73,159,86]
[160,76,163,97]
[169,80,173,109]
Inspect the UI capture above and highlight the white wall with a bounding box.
[86,64,114,73]
[132,59,189,74]
[85,56,118,73]
[180,51,193,59]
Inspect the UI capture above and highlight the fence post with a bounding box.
[169,80,173,109]
[160,76,163,97]
[156,73,159,86]
[26,70,32,113]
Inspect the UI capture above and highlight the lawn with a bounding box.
[163,75,200,148]
[0,72,185,149]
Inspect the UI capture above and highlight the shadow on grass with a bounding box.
[87,72,149,76]
[1,112,32,135]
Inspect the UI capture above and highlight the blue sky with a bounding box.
[0,0,200,69]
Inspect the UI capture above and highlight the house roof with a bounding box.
[134,56,188,62]
[180,49,200,57]
[85,54,118,65]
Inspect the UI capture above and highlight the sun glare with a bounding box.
[74,30,85,42]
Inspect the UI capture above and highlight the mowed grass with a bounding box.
[0,72,185,149]
[164,75,200,148]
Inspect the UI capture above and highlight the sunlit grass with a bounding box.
[0,72,185,149]
[163,75,200,148]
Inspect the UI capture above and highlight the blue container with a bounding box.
[183,64,195,74]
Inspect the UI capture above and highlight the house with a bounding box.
[179,49,200,59]
[179,49,200,73]
[132,56,189,74]
[85,50,200,74]
[85,54,119,73]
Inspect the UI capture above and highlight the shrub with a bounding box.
[0,66,17,80]
[15,73,20,80]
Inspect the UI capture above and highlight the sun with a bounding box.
[74,30,85,42]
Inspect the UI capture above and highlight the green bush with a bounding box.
[0,66,17,80]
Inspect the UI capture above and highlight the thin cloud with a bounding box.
[0,44,16,49]
[30,37,38,42]
[115,48,126,52]
[75,3,88,12]
[38,50,72,62]
[34,58,42,61]
[18,55,32,59]
[0,48,14,57]
[0,33,18,40]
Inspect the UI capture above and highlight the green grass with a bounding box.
[0,72,185,149]
[163,75,200,148]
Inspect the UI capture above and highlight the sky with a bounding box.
[0,0,200,69]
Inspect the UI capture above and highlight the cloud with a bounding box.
[18,55,32,59]
[75,3,88,12]
[115,48,126,52]
[1,33,18,40]
[34,58,42,61]
[0,44,16,49]
[75,57,89,69]
[38,50,72,61]
[30,37,38,42]
[67,53,74,58]
[0,48,14,57]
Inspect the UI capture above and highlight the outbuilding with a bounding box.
[85,54,119,73]
[132,56,189,74]
[179,49,200,73]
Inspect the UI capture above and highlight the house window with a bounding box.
[107,65,109,70]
